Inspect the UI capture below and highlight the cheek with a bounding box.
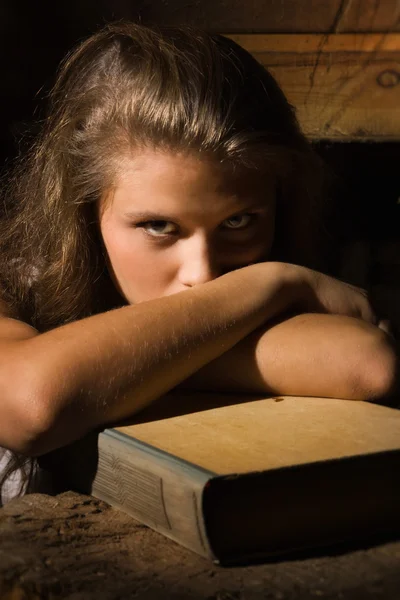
[221,221,275,265]
[101,224,177,301]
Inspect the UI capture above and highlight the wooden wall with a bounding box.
[228,33,400,141]
[105,0,400,33]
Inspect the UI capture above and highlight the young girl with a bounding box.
[0,22,397,503]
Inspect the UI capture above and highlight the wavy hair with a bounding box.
[0,21,338,502]
[0,21,335,334]
[0,22,335,504]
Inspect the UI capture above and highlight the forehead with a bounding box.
[102,148,276,215]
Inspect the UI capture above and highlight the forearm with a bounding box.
[4,262,302,454]
[178,313,399,401]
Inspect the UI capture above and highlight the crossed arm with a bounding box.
[177,312,398,400]
[0,261,397,456]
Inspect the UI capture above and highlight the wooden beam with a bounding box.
[226,33,400,141]
[128,0,400,34]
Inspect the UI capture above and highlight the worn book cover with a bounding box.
[55,393,400,564]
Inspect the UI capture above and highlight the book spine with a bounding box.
[90,429,214,558]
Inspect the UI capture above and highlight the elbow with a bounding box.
[3,388,57,457]
[352,332,399,402]
[0,366,67,456]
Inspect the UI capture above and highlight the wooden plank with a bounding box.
[128,0,400,33]
[226,33,400,140]
[338,0,400,33]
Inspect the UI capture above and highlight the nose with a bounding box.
[178,236,221,288]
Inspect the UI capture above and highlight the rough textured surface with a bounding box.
[1,492,400,599]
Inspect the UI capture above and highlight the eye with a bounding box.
[222,213,254,230]
[137,220,177,237]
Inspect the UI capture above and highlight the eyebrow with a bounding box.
[123,203,270,224]
[124,211,183,223]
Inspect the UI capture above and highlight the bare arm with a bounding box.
[0,262,297,454]
[177,313,399,401]
[0,261,383,456]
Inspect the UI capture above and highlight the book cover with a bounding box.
[55,394,400,564]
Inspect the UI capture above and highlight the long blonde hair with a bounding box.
[0,21,334,334]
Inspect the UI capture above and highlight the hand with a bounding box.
[293,265,377,324]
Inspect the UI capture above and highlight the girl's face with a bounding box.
[99,149,276,304]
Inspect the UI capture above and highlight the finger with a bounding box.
[378,319,393,336]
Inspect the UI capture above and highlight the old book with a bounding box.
[58,393,400,565]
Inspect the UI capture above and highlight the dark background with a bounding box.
[0,1,398,243]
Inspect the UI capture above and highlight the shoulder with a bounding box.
[0,297,38,339]
[0,256,42,335]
